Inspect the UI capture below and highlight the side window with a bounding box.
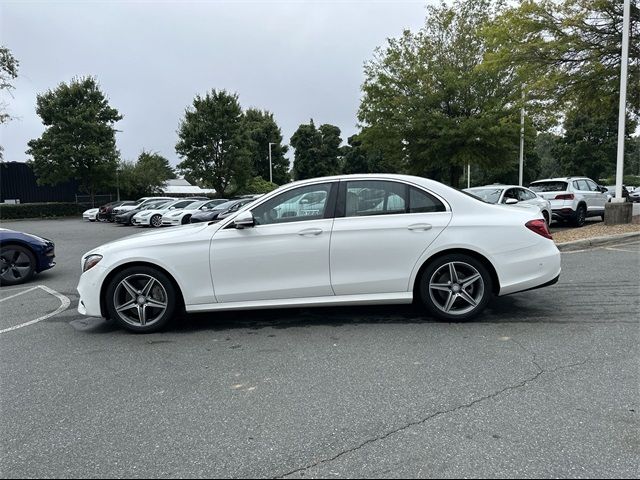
[345,181,407,217]
[252,183,333,226]
[576,180,589,191]
[585,180,598,192]
[503,189,518,202]
[173,201,194,209]
[573,181,582,190]
[409,187,446,213]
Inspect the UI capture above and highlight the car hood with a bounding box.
[85,222,219,257]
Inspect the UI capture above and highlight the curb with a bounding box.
[556,232,640,252]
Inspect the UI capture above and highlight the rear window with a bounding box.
[529,181,568,192]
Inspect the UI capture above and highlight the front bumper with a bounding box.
[77,264,107,317]
[132,216,151,226]
[161,217,182,226]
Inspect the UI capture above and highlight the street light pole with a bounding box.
[116,168,120,201]
[268,142,275,183]
[519,87,525,186]
[614,0,631,202]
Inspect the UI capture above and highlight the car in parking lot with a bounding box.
[160,200,215,226]
[82,208,99,222]
[77,174,560,333]
[529,177,607,227]
[132,199,200,227]
[99,201,136,222]
[464,184,552,225]
[115,199,174,226]
[111,197,175,218]
[189,197,260,224]
[0,228,56,286]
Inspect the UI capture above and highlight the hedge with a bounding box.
[0,202,84,220]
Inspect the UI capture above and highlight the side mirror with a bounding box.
[505,198,518,205]
[233,210,255,229]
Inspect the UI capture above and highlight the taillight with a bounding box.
[555,193,574,200]
[526,219,553,240]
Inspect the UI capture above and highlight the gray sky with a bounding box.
[0,0,430,167]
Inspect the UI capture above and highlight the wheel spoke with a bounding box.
[448,263,459,283]
[137,304,147,326]
[458,289,478,307]
[141,277,156,296]
[461,273,481,288]
[146,298,167,309]
[443,292,457,312]
[121,279,138,299]
[430,282,450,292]
[12,265,30,277]
[116,299,137,313]
[12,251,20,263]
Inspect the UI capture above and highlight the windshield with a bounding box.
[185,201,208,210]
[144,200,171,210]
[530,181,568,192]
[212,200,240,211]
[464,188,503,204]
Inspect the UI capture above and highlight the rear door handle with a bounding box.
[408,223,432,231]
[297,228,323,236]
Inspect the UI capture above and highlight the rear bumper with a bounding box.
[495,240,562,296]
[551,208,576,221]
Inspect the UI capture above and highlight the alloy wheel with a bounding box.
[151,215,162,227]
[0,249,32,283]
[428,261,485,316]
[113,274,168,328]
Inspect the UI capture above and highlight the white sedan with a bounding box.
[77,174,561,333]
[132,199,200,227]
[82,208,99,222]
[161,200,211,226]
[465,185,553,225]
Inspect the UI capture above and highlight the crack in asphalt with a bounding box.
[275,343,590,479]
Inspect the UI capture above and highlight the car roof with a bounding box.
[531,177,591,183]
[467,185,530,190]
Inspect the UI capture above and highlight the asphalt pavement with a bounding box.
[0,218,638,478]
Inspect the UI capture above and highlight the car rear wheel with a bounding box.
[0,245,36,286]
[419,254,493,321]
[572,205,586,227]
[150,214,162,228]
[105,266,177,333]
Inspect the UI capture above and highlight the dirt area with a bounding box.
[553,220,640,244]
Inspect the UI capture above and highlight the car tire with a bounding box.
[419,254,493,322]
[150,215,162,228]
[0,244,36,286]
[181,215,191,225]
[105,266,177,333]
[572,205,586,227]
[542,210,550,226]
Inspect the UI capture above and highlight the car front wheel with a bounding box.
[419,254,493,321]
[0,245,36,286]
[105,266,177,333]
[150,214,162,228]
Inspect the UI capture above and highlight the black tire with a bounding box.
[105,266,177,333]
[419,254,493,322]
[181,215,191,225]
[150,214,162,228]
[0,244,36,286]
[572,204,586,227]
[600,213,605,222]
[542,210,550,226]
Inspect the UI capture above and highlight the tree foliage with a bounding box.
[359,0,531,187]
[0,46,18,125]
[176,90,252,197]
[290,120,343,180]
[26,77,122,199]
[119,150,176,198]
[243,108,290,185]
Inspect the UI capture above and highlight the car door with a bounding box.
[210,182,337,303]
[330,179,452,296]
[585,179,606,212]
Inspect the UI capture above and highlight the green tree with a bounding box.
[243,108,290,184]
[238,176,279,195]
[290,120,343,180]
[176,89,252,197]
[0,46,19,159]
[485,0,640,121]
[359,0,530,187]
[27,77,122,201]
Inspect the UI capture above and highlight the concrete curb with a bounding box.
[556,231,640,252]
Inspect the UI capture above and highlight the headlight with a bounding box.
[82,254,103,273]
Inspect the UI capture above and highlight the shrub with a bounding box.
[238,177,279,195]
[0,202,83,220]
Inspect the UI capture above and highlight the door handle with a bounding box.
[407,223,432,231]
[297,228,323,236]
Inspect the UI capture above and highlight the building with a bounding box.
[161,178,216,197]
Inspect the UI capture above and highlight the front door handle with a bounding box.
[408,223,433,231]
[297,228,323,236]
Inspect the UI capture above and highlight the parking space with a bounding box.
[0,218,638,478]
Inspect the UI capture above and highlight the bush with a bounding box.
[238,177,279,195]
[0,202,83,220]
[601,175,640,186]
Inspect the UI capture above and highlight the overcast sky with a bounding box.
[1,0,431,167]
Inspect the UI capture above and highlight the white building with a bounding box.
[161,178,216,197]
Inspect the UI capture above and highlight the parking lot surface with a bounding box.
[1,218,639,478]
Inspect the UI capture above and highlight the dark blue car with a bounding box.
[0,229,56,285]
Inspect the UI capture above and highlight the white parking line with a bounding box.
[0,285,71,335]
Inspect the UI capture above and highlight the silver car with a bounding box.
[465,185,552,225]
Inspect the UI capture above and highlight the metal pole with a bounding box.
[614,0,631,202]
[268,142,275,183]
[519,87,525,186]
[467,164,470,189]
[116,168,120,201]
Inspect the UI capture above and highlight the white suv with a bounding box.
[529,177,608,227]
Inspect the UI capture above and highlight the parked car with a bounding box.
[82,208,99,222]
[132,199,200,227]
[464,185,552,225]
[111,197,174,217]
[529,177,607,227]
[190,198,258,224]
[99,201,135,222]
[160,200,218,226]
[604,185,630,202]
[628,188,640,203]
[77,174,560,333]
[0,229,56,285]
[115,200,174,226]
